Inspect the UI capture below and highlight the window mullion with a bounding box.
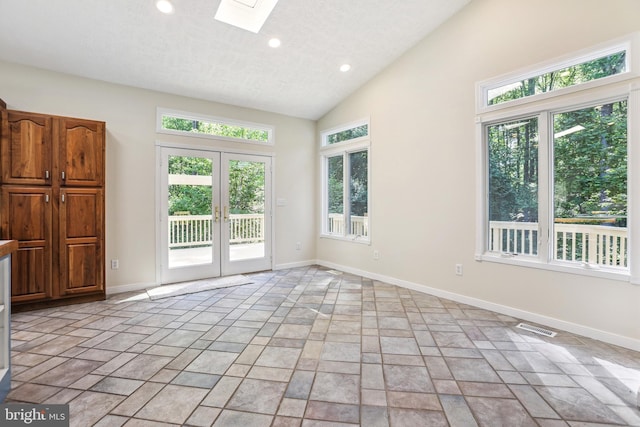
[538,112,551,263]
[343,152,351,237]
[321,155,329,235]
[628,86,640,284]
[475,119,487,259]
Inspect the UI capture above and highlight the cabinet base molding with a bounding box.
[12,292,106,313]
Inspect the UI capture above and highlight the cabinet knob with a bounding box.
[45,170,50,179]
[45,194,49,203]
[61,194,65,203]
[61,171,66,180]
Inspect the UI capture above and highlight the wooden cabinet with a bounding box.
[0,186,52,303]
[0,106,105,309]
[58,118,105,187]
[0,111,52,186]
[59,188,104,296]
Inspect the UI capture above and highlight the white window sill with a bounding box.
[476,252,633,284]
[320,234,371,245]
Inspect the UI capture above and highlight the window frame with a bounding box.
[476,38,640,285]
[321,118,370,147]
[157,108,275,146]
[320,118,371,243]
[476,34,640,114]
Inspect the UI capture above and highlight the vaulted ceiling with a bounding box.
[0,0,470,119]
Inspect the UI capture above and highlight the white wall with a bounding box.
[0,61,317,291]
[317,0,640,349]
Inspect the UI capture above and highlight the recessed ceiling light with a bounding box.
[268,38,281,48]
[340,64,351,72]
[156,0,174,14]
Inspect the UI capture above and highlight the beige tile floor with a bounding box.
[6,265,640,426]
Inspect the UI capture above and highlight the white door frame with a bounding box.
[155,143,274,285]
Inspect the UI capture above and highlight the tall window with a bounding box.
[321,119,370,241]
[553,101,627,267]
[487,117,539,256]
[478,36,637,281]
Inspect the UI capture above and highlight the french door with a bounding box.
[158,147,272,284]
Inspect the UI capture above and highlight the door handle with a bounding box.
[224,206,229,222]
[215,206,220,222]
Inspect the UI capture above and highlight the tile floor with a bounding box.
[6,265,640,426]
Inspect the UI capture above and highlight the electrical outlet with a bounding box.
[373,250,380,260]
[296,242,301,250]
[111,259,119,270]
[455,264,463,276]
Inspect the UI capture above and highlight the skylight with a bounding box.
[215,0,279,33]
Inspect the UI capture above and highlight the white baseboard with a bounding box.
[317,260,640,352]
[106,281,157,295]
[274,259,318,271]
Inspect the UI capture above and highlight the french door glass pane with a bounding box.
[228,160,265,261]
[349,150,368,237]
[553,100,628,267]
[327,155,344,234]
[487,117,539,255]
[167,155,213,268]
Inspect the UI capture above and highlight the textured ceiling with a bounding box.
[0,0,470,120]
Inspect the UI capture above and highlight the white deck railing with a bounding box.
[169,215,626,267]
[169,214,264,248]
[328,213,368,236]
[489,221,628,267]
[229,214,264,244]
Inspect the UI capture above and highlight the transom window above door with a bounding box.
[157,108,274,145]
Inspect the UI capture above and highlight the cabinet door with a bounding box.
[0,111,53,185]
[0,187,53,302]
[58,118,105,187]
[59,188,104,295]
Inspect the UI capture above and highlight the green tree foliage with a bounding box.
[162,116,268,142]
[489,52,625,105]
[349,151,368,216]
[488,119,538,222]
[328,156,344,214]
[327,125,368,144]
[163,116,195,132]
[167,156,266,216]
[554,101,627,223]
[168,156,212,215]
[228,161,265,214]
[488,54,627,226]
[327,151,368,221]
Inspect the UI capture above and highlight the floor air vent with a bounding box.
[516,323,557,337]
